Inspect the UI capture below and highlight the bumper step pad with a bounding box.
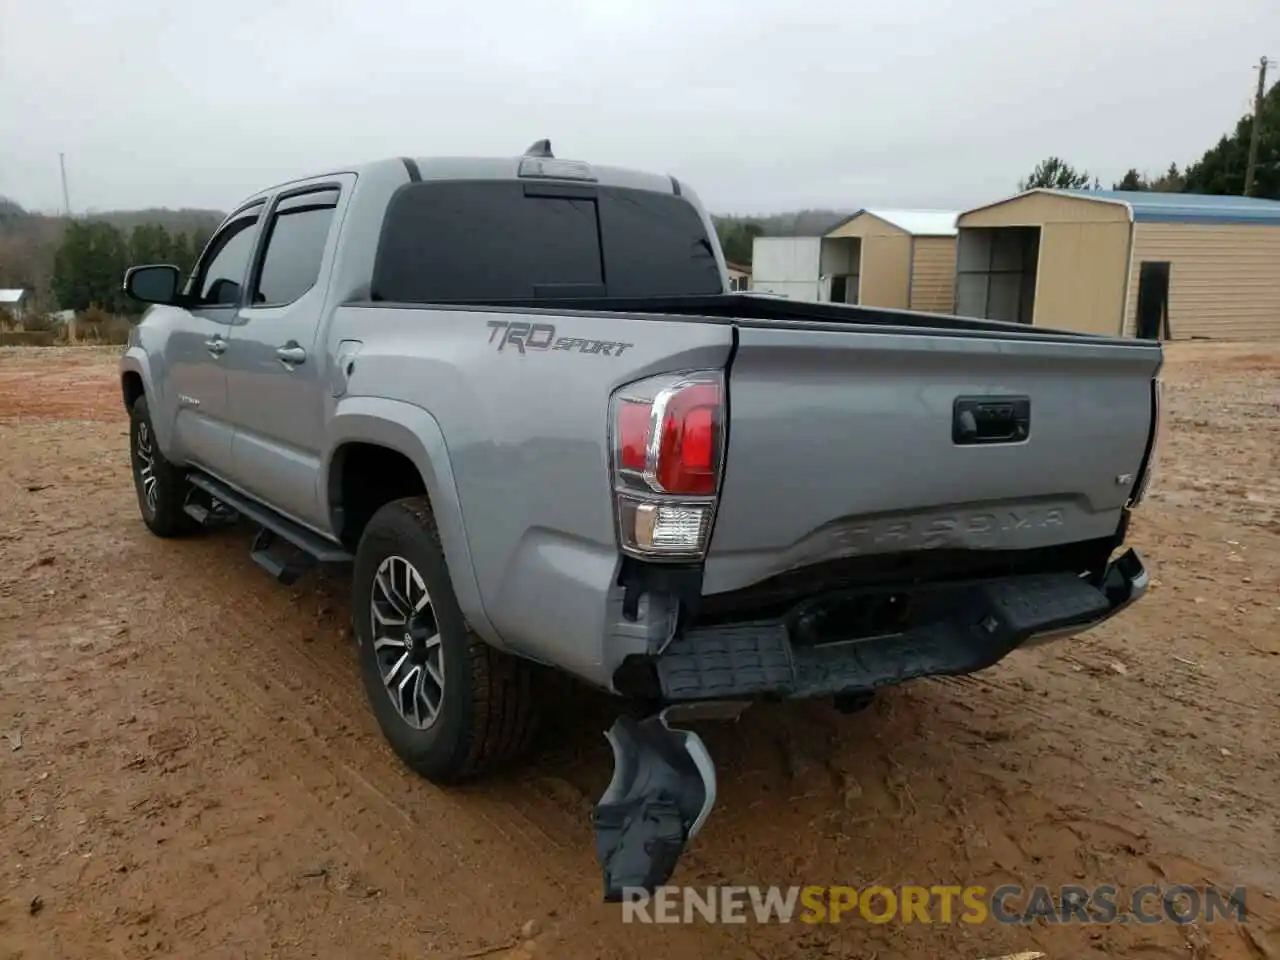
[656,569,1120,701]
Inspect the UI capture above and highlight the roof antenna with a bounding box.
[524,139,554,159]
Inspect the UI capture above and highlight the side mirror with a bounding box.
[123,264,182,305]
[205,278,241,306]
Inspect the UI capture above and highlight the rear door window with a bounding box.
[252,189,339,306]
[372,181,722,303]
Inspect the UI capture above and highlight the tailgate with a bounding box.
[703,324,1161,595]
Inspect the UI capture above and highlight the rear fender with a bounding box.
[324,396,501,648]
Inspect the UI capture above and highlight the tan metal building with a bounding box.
[822,209,958,312]
[955,189,1280,339]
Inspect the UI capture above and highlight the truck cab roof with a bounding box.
[239,148,686,211]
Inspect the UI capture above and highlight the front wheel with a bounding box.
[353,496,538,783]
[129,396,198,538]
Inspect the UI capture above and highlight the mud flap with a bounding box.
[592,708,718,902]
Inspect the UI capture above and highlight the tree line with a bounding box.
[51,220,213,315]
[713,210,850,266]
[1021,77,1278,195]
[0,203,222,318]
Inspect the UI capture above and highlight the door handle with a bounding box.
[204,336,226,357]
[276,344,307,367]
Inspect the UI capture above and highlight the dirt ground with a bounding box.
[1,343,1277,960]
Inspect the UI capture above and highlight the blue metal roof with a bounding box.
[1050,189,1280,226]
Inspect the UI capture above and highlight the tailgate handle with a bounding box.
[953,396,1030,445]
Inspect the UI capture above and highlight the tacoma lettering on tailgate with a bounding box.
[796,508,1070,562]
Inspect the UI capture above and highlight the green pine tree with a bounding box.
[1019,157,1095,191]
[52,220,130,313]
[1183,80,1279,198]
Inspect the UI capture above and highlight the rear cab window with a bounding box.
[371,180,723,303]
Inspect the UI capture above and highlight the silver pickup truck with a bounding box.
[119,142,1161,898]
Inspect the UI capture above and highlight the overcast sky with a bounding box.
[1,0,1275,216]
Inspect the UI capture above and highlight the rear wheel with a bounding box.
[129,396,198,538]
[353,496,538,782]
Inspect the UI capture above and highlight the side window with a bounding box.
[252,189,339,306]
[195,208,262,307]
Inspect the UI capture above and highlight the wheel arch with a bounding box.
[119,348,176,454]
[324,397,502,649]
[121,370,145,410]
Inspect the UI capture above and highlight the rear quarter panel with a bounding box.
[326,305,732,682]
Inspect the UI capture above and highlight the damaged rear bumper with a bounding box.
[1019,548,1148,648]
[620,548,1149,703]
[591,550,1147,900]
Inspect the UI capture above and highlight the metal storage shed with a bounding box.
[823,210,959,312]
[955,189,1280,340]
[0,289,27,321]
[749,237,825,301]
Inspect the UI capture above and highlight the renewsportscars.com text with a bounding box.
[620,884,1248,926]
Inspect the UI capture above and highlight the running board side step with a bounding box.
[250,527,312,586]
[186,473,354,566]
[182,490,238,528]
[593,701,746,901]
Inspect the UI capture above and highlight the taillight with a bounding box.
[616,401,650,472]
[610,371,725,559]
[1129,377,1162,508]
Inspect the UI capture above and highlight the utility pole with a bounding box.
[58,151,70,215]
[1244,57,1270,197]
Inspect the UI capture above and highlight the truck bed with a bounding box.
[417,291,1155,344]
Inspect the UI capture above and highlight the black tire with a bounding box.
[129,395,199,538]
[353,496,538,783]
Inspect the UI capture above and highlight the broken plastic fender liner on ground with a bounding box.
[593,711,717,901]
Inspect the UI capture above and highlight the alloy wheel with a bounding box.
[369,555,444,730]
[136,421,158,515]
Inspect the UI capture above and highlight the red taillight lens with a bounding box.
[612,373,725,498]
[617,400,650,472]
[655,382,719,495]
